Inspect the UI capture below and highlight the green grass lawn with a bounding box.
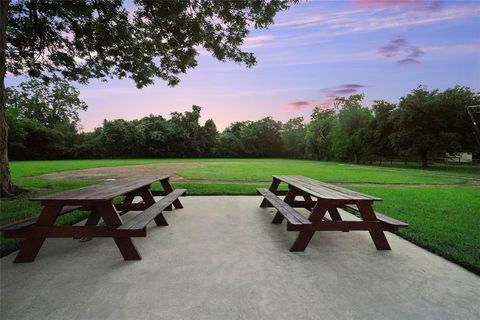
[1,158,479,274]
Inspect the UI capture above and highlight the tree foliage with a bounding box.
[392,86,480,167]
[7,0,294,87]
[7,78,87,127]
[1,0,296,196]
[6,78,85,160]
[5,82,479,165]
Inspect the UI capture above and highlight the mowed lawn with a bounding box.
[1,159,479,274]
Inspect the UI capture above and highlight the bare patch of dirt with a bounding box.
[36,163,201,181]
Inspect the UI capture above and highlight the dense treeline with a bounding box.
[7,79,480,166]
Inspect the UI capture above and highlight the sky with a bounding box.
[7,0,480,131]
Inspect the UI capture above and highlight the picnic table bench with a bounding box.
[1,175,186,263]
[258,175,407,252]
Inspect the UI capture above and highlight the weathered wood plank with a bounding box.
[343,204,408,227]
[257,188,311,225]
[287,221,399,232]
[3,226,146,238]
[273,175,381,201]
[31,175,169,202]
[0,205,83,231]
[119,189,187,230]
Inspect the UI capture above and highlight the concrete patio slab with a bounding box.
[1,196,479,320]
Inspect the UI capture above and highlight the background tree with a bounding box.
[305,107,335,160]
[1,0,296,196]
[219,122,248,158]
[281,117,306,159]
[200,119,220,157]
[329,94,372,163]
[7,78,87,127]
[392,86,480,167]
[6,78,87,160]
[367,100,397,163]
[100,119,142,158]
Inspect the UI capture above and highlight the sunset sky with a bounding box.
[7,0,480,131]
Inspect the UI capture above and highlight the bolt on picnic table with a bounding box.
[0,175,186,263]
[257,175,407,252]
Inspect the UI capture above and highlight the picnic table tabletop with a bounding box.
[31,175,169,204]
[272,175,382,201]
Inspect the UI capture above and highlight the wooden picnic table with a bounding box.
[257,175,407,252]
[1,175,186,263]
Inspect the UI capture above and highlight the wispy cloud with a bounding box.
[243,35,274,49]
[322,84,366,98]
[378,36,424,64]
[353,0,443,12]
[272,4,479,39]
[286,101,313,110]
[398,58,422,64]
[285,99,335,111]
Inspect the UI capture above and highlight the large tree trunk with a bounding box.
[420,151,428,168]
[0,0,16,197]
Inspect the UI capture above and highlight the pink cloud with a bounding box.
[317,99,335,109]
[286,101,312,110]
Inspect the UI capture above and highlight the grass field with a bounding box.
[1,158,479,274]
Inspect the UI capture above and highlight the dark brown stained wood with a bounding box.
[273,175,382,201]
[286,221,399,232]
[6,175,187,263]
[343,204,408,227]
[114,203,151,211]
[119,189,187,230]
[31,175,169,202]
[3,226,146,238]
[256,188,311,225]
[0,205,83,231]
[13,205,63,263]
[258,175,402,252]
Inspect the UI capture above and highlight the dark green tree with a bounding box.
[137,115,171,157]
[101,119,142,158]
[169,106,203,157]
[219,122,248,157]
[282,117,306,158]
[1,0,296,196]
[392,86,480,167]
[305,107,336,160]
[200,119,219,157]
[7,78,87,128]
[329,94,373,163]
[367,100,397,163]
[6,78,87,159]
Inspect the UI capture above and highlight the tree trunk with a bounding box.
[0,0,16,197]
[421,152,428,168]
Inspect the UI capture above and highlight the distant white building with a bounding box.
[445,152,473,163]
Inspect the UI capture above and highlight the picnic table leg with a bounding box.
[290,230,315,252]
[75,207,101,240]
[302,193,314,211]
[138,187,168,226]
[290,202,328,252]
[327,206,349,232]
[97,203,142,260]
[260,178,280,208]
[14,205,63,263]
[271,187,297,224]
[356,202,391,250]
[160,179,183,210]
